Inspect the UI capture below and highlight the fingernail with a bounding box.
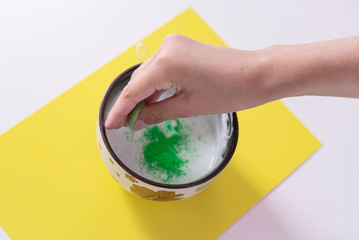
[105,113,116,129]
[104,119,112,129]
[105,115,126,130]
[133,119,147,131]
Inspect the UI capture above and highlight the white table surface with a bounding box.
[1,1,359,239]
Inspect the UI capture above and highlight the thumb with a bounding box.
[133,94,188,130]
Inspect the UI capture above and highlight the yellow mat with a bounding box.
[0,8,320,240]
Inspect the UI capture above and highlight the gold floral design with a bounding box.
[98,143,102,151]
[130,184,184,201]
[116,172,120,177]
[109,157,114,164]
[125,173,138,183]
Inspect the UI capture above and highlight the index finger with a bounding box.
[104,63,158,129]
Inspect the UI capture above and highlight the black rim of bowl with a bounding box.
[99,63,239,189]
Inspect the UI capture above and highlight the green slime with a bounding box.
[141,119,189,183]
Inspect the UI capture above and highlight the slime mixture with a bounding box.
[106,116,220,184]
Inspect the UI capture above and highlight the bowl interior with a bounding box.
[101,67,238,187]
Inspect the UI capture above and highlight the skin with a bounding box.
[105,34,359,130]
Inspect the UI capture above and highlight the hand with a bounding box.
[105,34,359,130]
[105,34,272,130]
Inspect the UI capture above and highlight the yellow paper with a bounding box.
[0,8,320,240]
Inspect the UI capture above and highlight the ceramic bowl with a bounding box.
[96,64,239,201]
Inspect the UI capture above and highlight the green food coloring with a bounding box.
[140,119,190,183]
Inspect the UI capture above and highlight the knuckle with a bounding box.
[151,56,173,79]
[153,56,171,74]
[161,34,185,57]
[120,86,138,106]
[154,49,181,75]
[120,85,132,100]
[162,33,184,45]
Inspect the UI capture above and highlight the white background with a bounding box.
[1,0,359,239]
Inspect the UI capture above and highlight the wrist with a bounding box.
[256,45,307,102]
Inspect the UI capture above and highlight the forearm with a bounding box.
[263,36,359,100]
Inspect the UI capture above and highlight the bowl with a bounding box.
[96,63,239,201]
